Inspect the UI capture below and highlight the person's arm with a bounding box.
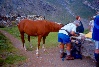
[88,25,91,31]
[88,22,92,31]
[70,31,75,36]
[70,31,79,36]
[70,25,78,36]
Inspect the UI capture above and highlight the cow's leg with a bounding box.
[36,35,42,57]
[42,36,46,51]
[20,32,26,50]
[28,35,33,48]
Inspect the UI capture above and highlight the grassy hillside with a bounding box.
[0,25,90,51]
[0,0,97,24]
[44,0,96,19]
[40,0,96,30]
[68,0,96,18]
[0,32,26,67]
[42,0,75,23]
[1,26,60,50]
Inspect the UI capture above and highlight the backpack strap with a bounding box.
[60,29,72,36]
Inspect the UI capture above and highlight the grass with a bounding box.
[41,0,75,24]
[0,26,90,49]
[5,55,26,64]
[68,0,96,18]
[1,26,59,50]
[84,29,90,34]
[44,0,96,21]
[87,0,94,3]
[0,32,26,67]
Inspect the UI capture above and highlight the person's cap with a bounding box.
[76,16,80,20]
[73,20,80,26]
[93,16,96,18]
[96,11,99,15]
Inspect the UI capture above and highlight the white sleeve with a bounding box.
[89,20,94,26]
[72,26,76,32]
[89,21,91,25]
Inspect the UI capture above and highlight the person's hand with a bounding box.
[71,40,79,44]
[75,32,80,36]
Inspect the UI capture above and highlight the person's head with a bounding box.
[73,20,80,26]
[90,16,96,20]
[96,11,99,15]
[76,16,81,20]
[94,14,99,25]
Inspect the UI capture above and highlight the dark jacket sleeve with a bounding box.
[76,21,84,33]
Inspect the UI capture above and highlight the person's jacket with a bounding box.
[76,21,84,33]
[92,15,99,41]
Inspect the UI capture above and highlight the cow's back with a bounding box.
[18,19,49,36]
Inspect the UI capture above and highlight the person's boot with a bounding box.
[66,55,74,60]
[94,53,99,67]
[96,61,99,67]
[60,52,64,58]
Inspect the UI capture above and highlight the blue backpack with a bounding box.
[71,40,82,60]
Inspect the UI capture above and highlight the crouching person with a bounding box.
[92,14,99,67]
[58,20,80,60]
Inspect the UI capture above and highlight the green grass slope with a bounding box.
[43,0,96,23]
[0,32,26,67]
[1,26,59,50]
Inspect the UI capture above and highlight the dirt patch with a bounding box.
[0,30,95,67]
